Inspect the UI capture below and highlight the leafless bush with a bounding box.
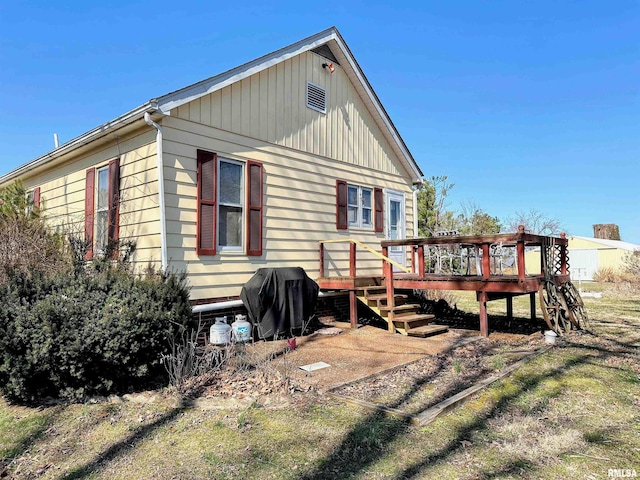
[593,267,621,283]
[624,251,640,280]
[161,321,230,394]
[0,181,70,284]
[0,212,69,284]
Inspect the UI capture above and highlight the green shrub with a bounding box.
[0,252,193,404]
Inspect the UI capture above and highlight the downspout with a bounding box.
[144,112,168,272]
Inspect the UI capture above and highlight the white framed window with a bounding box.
[95,166,109,254]
[347,185,373,228]
[217,157,244,251]
[25,191,34,216]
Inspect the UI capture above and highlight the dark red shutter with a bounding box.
[32,187,41,210]
[197,149,217,255]
[84,168,95,259]
[108,158,121,251]
[246,160,263,256]
[374,187,383,233]
[336,179,347,230]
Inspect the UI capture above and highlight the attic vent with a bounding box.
[306,82,326,114]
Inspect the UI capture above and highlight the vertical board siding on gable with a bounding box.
[173,51,403,178]
[162,117,413,300]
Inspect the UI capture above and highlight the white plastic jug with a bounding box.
[210,317,231,345]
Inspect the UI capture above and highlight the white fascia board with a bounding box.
[156,28,338,114]
[332,33,423,183]
[0,101,155,185]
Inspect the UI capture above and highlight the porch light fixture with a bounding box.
[322,62,335,74]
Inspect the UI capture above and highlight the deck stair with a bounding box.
[356,286,448,337]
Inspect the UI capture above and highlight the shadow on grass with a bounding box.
[59,403,189,480]
[299,335,623,480]
[0,405,63,475]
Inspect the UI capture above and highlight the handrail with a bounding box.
[319,238,412,274]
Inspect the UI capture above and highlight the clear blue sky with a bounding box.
[1,1,638,243]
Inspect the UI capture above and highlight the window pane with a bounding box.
[361,189,372,208]
[347,186,358,207]
[97,168,109,210]
[389,200,400,240]
[219,205,242,247]
[219,161,242,205]
[96,211,108,251]
[362,208,372,226]
[348,206,358,225]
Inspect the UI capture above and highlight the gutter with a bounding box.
[0,101,155,185]
[144,111,168,272]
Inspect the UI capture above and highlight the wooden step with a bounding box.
[392,313,436,330]
[392,314,436,334]
[364,293,407,307]
[378,304,420,316]
[406,324,449,338]
[365,293,408,302]
[362,286,387,295]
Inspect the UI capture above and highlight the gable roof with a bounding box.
[0,27,423,185]
[570,236,640,251]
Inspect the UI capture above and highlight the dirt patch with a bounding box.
[330,333,542,415]
[187,322,546,412]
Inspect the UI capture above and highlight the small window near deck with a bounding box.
[347,185,359,226]
[346,184,374,229]
[306,81,326,113]
[361,188,372,227]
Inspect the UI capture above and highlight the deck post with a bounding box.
[479,291,489,337]
[529,292,537,321]
[516,239,526,282]
[349,290,358,329]
[319,243,325,279]
[560,233,567,275]
[506,296,513,321]
[417,245,425,279]
[481,244,490,279]
[349,242,357,278]
[381,246,388,274]
[384,258,395,332]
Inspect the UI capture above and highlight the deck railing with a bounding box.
[318,238,411,279]
[382,226,569,282]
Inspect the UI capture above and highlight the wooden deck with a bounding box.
[317,227,571,337]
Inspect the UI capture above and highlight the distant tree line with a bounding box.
[416,175,563,237]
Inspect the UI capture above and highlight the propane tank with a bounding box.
[231,314,252,342]
[209,316,231,345]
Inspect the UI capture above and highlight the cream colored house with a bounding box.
[565,236,639,281]
[524,235,639,281]
[0,27,423,303]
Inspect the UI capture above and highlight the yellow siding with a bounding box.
[19,129,162,271]
[597,249,627,270]
[569,237,628,271]
[569,237,603,250]
[172,51,407,178]
[162,116,413,300]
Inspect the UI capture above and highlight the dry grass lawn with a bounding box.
[1,282,638,479]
